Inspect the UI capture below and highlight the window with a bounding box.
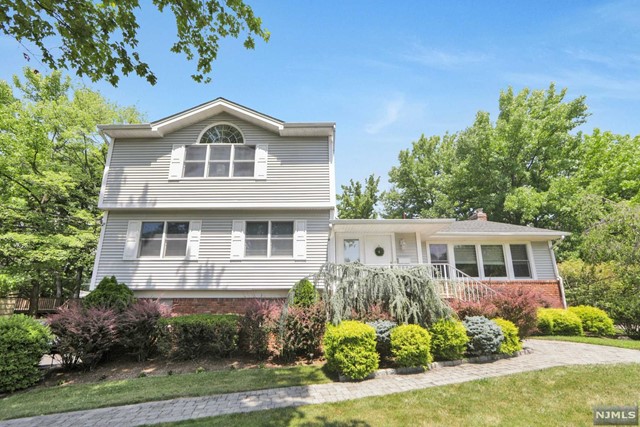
[343,239,360,263]
[139,221,190,257]
[510,244,531,278]
[245,221,294,257]
[454,245,478,277]
[481,245,507,277]
[183,124,255,178]
[429,244,448,263]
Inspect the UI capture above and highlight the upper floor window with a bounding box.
[183,124,255,178]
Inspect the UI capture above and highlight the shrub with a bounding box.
[0,315,52,393]
[157,314,240,360]
[492,318,522,355]
[390,324,432,367]
[429,318,469,361]
[366,320,397,359]
[490,287,542,338]
[323,321,379,380]
[537,308,584,336]
[280,301,326,360]
[607,290,640,339]
[49,305,118,370]
[463,316,504,356]
[351,304,395,323]
[84,276,135,312]
[118,300,168,361]
[450,299,496,320]
[239,299,283,359]
[568,305,615,336]
[291,278,318,308]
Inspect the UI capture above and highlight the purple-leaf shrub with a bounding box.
[118,299,169,361]
[239,299,283,359]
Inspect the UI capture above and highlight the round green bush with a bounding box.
[323,321,379,380]
[390,324,433,367]
[84,276,135,312]
[429,318,469,361]
[492,318,522,355]
[568,305,615,336]
[0,315,53,392]
[463,316,504,356]
[291,278,318,308]
[537,308,584,336]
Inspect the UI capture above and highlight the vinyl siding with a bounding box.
[101,113,331,208]
[395,233,418,263]
[531,241,556,279]
[94,210,330,292]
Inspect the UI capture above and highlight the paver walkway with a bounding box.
[2,340,639,427]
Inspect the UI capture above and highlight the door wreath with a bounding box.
[374,246,385,256]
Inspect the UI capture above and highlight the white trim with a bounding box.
[293,220,307,260]
[90,211,109,290]
[186,220,202,260]
[328,134,336,209]
[254,144,268,179]
[123,220,142,260]
[98,137,115,207]
[99,202,335,210]
[134,220,193,260]
[230,220,245,260]
[168,144,185,179]
[415,232,423,264]
[548,240,566,308]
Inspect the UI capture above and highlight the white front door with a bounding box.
[364,234,393,265]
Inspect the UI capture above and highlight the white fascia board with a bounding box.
[434,231,569,238]
[98,202,335,210]
[331,219,455,225]
[89,211,109,290]
[279,123,336,137]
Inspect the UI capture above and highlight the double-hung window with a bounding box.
[245,221,294,257]
[481,245,507,277]
[510,244,532,278]
[453,245,479,277]
[139,221,190,257]
[183,124,256,178]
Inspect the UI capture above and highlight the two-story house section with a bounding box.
[91,98,336,314]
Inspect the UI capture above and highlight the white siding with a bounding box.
[101,113,331,208]
[94,210,329,292]
[531,241,556,279]
[395,233,418,263]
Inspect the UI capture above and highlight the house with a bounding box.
[91,99,568,314]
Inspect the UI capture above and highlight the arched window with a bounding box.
[183,124,256,178]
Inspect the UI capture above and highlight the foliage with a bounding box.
[490,287,543,338]
[429,318,469,361]
[559,259,620,309]
[390,324,433,367]
[605,289,640,340]
[0,314,52,392]
[280,301,326,361]
[239,299,283,359]
[0,1,269,86]
[537,308,584,336]
[567,305,615,336]
[492,318,522,355]
[49,305,118,370]
[337,174,381,219]
[449,299,496,320]
[157,314,240,360]
[0,70,141,306]
[84,276,135,312]
[350,304,395,322]
[319,263,451,326]
[463,316,504,356]
[366,320,397,359]
[323,321,379,380]
[117,300,169,361]
[290,278,318,308]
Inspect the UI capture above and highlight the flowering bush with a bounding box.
[429,318,469,361]
[390,324,432,367]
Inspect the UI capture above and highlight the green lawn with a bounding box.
[155,364,640,427]
[0,365,332,421]
[531,335,640,350]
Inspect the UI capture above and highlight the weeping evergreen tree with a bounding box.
[316,263,452,326]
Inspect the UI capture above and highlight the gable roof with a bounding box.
[98,98,335,139]
[434,220,570,238]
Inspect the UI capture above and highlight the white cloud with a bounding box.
[364,96,405,134]
[401,44,490,69]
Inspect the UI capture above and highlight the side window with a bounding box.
[429,244,448,263]
[510,244,531,278]
[454,245,479,277]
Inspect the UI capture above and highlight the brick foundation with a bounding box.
[170,297,284,315]
[482,280,565,308]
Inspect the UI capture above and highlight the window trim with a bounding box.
[138,220,190,259]
[244,220,294,259]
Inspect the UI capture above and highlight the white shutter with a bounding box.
[123,221,142,260]
[254,144,268,179]
[186,220,202,260]
[293,220,307,260]
[168,144,185,179]
[230,220,245,260]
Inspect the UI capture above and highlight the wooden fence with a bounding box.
[0,297,64,315]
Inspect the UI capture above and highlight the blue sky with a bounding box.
[1,1,639,190]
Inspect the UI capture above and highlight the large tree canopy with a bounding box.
[0,0,269,86]
[337,174,380,219]
[0,69,141,309]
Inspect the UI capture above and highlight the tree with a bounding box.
[337,174,380,219]
[0,1,269,86]
[0,69,141,312]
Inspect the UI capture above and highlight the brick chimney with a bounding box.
[469,208,488,221]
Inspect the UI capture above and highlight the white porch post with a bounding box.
[415,232,423,264]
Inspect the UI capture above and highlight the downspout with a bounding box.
[548,239,567,309]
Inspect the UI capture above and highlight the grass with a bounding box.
[155,364,640,427]
[531,335,640,350]
[0,365,332,421]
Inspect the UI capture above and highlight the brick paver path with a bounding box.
[2,340,639,427]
